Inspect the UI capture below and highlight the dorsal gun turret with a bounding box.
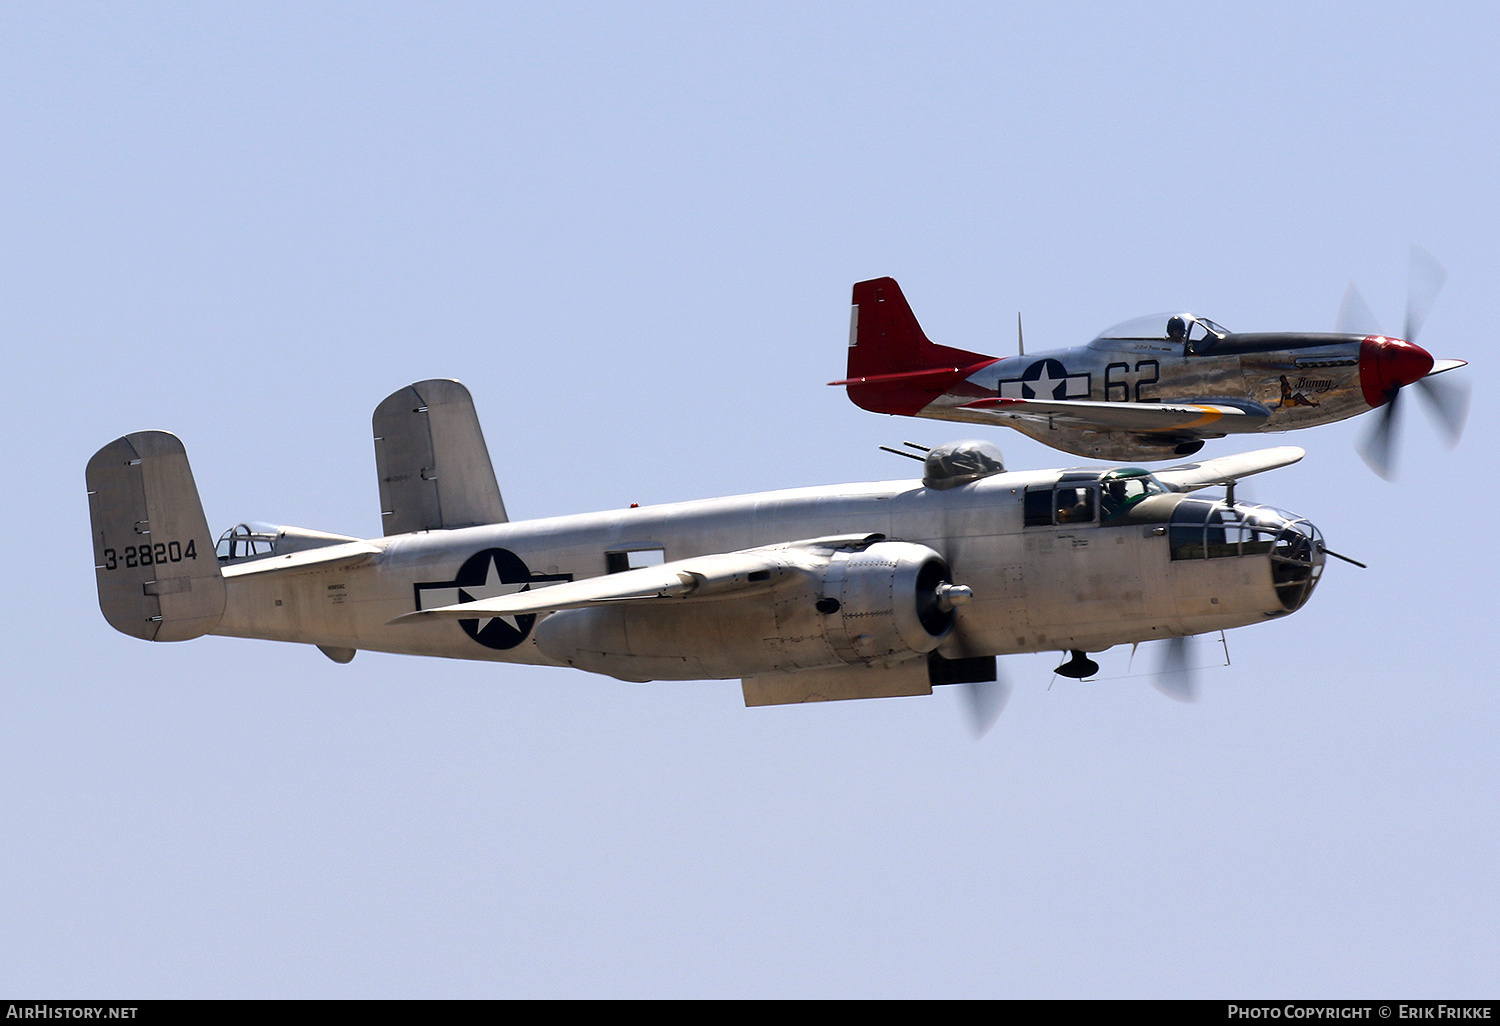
[922,440,1006,490]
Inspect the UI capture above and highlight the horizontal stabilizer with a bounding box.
[86,431,225,641]
[1153,446,1306,493]
[374,379,508,536]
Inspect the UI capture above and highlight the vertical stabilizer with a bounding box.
[373,379,508,536]
[839,277,997,416]
[86,431,225,641]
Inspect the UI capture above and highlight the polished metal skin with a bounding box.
[87,381,1325,708]
[835,277,1466,462]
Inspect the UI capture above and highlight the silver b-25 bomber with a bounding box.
[834,252,1467,478]
[88,379,1337,732]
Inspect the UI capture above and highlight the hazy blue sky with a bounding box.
[3,2,1496,997]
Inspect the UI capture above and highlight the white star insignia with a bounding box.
[456,554,530,633]
[1028,366,1061,399]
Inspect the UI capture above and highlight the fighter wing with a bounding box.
[1152,446,1305,492]
[955,396,1272,436]
[390,534,881,623]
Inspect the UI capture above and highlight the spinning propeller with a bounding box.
[1151,635,1197,703]
[1339,246,1470,479]
[960,675,1012,739]
[961,638,1201,737]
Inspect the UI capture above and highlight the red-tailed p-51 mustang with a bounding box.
[833,255,1467,477]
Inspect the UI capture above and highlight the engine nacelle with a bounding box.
[818,541,958,662]
[533,541,961,681]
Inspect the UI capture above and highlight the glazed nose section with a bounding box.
[1359,336,1434,407]
[1268,515,1324,612]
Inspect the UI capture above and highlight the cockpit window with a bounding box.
[1024,483,1098,526]
[216,523,278,563]
[1055,486,1095,524]
[1092,313,1231,345]
[1099,469,1168,519]
[1026,469,1170,527]
[1185,317,1229,354]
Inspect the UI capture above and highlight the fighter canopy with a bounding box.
[1091,312,1231,354]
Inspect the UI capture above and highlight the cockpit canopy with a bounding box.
[1024,467,1171,526]
[1098,467,1170,517]
[216,522,364,564]
[1091,312,1231,354]
[216,522,281,562]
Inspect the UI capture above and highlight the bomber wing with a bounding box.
[955,395,1273,436]
[391,534,881,623]
[1152,446,1305,492]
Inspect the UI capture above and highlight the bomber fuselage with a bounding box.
[213,467,1324,678]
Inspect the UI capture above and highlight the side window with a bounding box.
[1206,505,1239,557]
[1024,488,1053,527]
[1168,499,1213,559]
[1024,486,1098,526]
[605,547,665,573]
[1054,486,1096,524]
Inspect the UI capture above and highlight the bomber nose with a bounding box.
[1268,514,1325,613]
[1359,336,1434,407]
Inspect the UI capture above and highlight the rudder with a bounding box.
[86,431,225,641]
[373,379,508,536]
[840,277,996,416]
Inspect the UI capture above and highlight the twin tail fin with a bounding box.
[86,431,225,641]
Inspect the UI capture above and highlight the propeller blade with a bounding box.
[962,677,1012,739]
[1337,281,1382,336]
[1404,245,1446,343]
[1343,249,1456,478]
[1152,635,1197,703]
[1357,387,1402,480]
[1413,372,1471,447]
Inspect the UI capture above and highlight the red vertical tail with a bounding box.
[833,277,996,415]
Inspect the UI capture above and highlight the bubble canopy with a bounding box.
[1091,312,1231,342]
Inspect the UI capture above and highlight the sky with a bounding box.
[2,1,1496,999]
